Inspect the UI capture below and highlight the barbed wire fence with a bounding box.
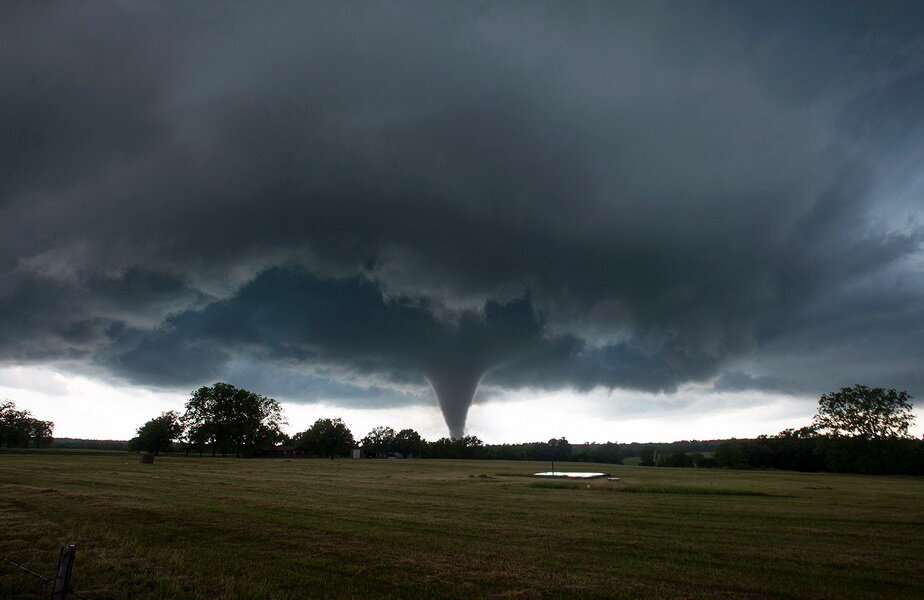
[1,546,88,599]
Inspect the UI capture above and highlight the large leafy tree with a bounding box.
[393,428,425,458]
[129,411,184,455]
[360,426,396,457]
[294,418,355,458]
[28,418,54,449]
[0,400,54,448]
[182,383,286,457]
[813,385,915,440]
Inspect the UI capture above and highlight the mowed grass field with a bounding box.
[1,453,922,599]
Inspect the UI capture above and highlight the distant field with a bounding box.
[1,454,922,599]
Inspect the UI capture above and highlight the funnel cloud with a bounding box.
[1,2,922,437]
[426,369,484,440]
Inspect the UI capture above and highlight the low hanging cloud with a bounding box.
[95,267,747,436]
[99,267,580,436]
[1,2,922,436]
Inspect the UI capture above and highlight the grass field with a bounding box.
[1,453,922,599]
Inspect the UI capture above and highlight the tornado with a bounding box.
[424,365,485,439]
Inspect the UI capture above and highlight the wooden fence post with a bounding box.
[51,545,75,600]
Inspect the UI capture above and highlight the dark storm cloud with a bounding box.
[1,1,922,434]
[99,266,582,435]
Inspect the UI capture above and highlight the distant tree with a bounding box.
[777,425,819,439]
[425,435,483,459]
[639,447,656,467]
[548,437,572,462]
[182,383,286,457]
[393,428,425,458]
[28,418,54,449]
[182,392,218,455]
[697,456,719,468]
[657,451,692,468]
[51,439,128,451]
[0,399,27,447]
[0,399,54,448]
[294,418,355,458]
[129,411,183,455]
[361,426,397,457]
[813,385,915,440]
[572,441,621,464]
[714,440,746,469]
[457,435,484,459]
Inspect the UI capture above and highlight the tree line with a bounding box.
[0,399,53,448]
[125,383,585,459]
[128,384,627,461]
[655,385,923,475]
[0,387,620,462]
[16,381,919,477]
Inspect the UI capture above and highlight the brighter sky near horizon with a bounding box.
[4,365,920,444]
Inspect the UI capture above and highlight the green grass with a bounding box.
[1,454,922,599]
[527,479,583,489]
[622,484,772,496]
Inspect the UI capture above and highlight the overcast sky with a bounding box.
[2,1,922,442]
